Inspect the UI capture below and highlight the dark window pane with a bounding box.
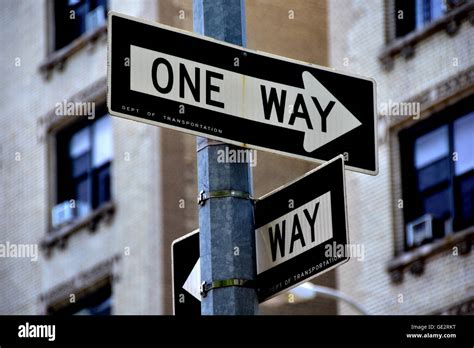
[75,177,91,213]
[395,0,416,37]
[54,0,87,50]
[72,2,89,37]
[423,188,451,219]
[72,152,90,178]
[48,282,112,315]
[54,0,71,50]
[87,297,111,315]
[56,134,74,203]
[417,158,450,191]
[94,165,111,207]
[54,0,108,50]
[456,174,474,226]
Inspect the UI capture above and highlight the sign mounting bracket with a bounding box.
[197,189,257,206]
[200,279,256,298]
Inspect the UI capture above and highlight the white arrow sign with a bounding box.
[182,258,201,302]
[109,13,378,174]
[130,45,362,153]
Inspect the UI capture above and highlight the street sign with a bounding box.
[254,155,349,302]
[108,12,378,175]
[171,229,201,315]
[171,156,349,311]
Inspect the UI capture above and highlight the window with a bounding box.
[48,282,112,315]
[399,98,474,250]
[54,0,107,50]
[395,0,446,38]
[54,114,113,227]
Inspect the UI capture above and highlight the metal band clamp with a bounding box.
[200,279,256,297]
[197,189,256,206]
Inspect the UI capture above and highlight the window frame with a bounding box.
[47,280,113,315]
[390,0,462,41]
[41,257,118,315]
[54,110,113,227]
[386,70,474,279]
[41,81,116,253]
[40,0,108,78]
[52,0,108,52]
[379,0,473,71]
[398,95,474,251]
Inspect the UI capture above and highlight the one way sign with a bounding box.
[255,155,349,301]
[108,12,378,175]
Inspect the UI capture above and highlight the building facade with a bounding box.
[0,0,472,316]
[329,0,474,314]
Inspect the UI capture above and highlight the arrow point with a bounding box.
[301,71,362,153]
[182,257,201,301]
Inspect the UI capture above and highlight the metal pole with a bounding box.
[193,0,258,315]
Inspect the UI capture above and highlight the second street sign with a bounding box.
[172,229,201,316]
[255,155,350,302]
[108,12,378,175]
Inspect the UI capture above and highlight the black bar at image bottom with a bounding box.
[0,315,472,346]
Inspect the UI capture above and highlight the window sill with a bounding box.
[387,226,474,284]
[39,24,107,79]
[41,201,115,256]
[379,2,474,71]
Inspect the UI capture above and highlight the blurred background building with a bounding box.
[0,0,472,315]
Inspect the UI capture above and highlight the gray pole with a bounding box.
[193,0,258,315]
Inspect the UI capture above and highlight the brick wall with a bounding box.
[328,0,474,314]
[0,0,165,315]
